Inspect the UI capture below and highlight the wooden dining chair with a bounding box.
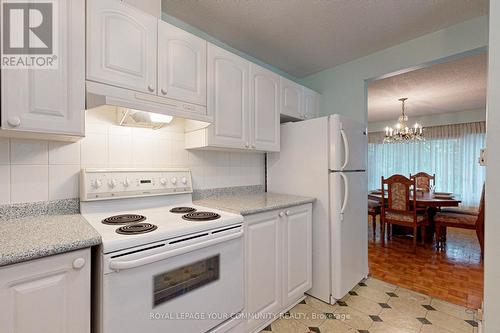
[410,172,436,192]
[368,200,382,240]
[381,175,428,253]
[434,184,485,258]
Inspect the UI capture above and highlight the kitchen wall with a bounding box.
[300,16,488,125]
[0,106,265,205]
[368,108,486,132]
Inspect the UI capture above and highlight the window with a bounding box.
[368,122,486,207]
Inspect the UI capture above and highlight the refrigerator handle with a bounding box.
[340,172,349,220]
[340,129,350,171]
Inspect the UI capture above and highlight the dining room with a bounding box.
[366,51,487,312]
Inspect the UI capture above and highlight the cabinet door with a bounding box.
[245,210,282,332]
[250,64,280,152]
[158,21,207,106]
[0,0,85,136]
[207,44,249,149]
[283,204,312,306]
[0,249,90,333]
[303,86,320,120]
[87,0,157,94]
[280,77,303,119]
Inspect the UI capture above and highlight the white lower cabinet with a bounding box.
[244,203,312,333]
[0,249,91,333]
[283,205,313,305]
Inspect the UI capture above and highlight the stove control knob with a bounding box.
[181,177,188,185]
[123,178,131,187]
[171,177,177,185]
[92,179,102,189]
[108,179,117,188]
[160,178,168,185]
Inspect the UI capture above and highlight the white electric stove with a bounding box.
[80,168,245,333]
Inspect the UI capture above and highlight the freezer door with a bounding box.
[329,115,367,171]
[330,171,368,301]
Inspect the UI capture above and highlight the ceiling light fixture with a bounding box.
[384,98,424,143]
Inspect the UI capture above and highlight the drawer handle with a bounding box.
[161,88,168,95]
[279,212,285,217]
[147,85,155,92]
[285,210,291,216]
[72,257,86,270]
[109,230,243,271]
[7,116,21,127]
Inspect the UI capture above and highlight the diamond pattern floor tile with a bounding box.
[262,277,478,333]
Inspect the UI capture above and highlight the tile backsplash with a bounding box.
[0,106,265,205]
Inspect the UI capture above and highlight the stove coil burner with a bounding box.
[115,223,158,235]
[102,214,146,225]
[170,207,197,214]
[182,211,221,222]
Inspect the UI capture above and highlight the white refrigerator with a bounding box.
[267,114,368,304]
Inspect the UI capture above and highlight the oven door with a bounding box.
[101,228,244,333]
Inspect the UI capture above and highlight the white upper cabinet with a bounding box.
[280,77,303,119]
[303,86,321,120]
[250,64,280,152]
[0,0,85,140]
[185,45,281,152]
[87,0,157,94]
[158,21,207,106]
[206,43,249,149]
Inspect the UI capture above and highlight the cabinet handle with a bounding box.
[7,116,21,127]
[251,144,256,149]
[279,212,285,217]
[245,143,250,148]
[285,210,291,216]
[147,85,155,92]
[72,257,86,270]
[161,88,168,95]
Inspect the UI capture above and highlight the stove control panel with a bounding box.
[80,168,193,201]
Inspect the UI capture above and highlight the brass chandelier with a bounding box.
[383,98,424,143]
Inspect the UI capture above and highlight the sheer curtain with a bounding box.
[368,122,486,208]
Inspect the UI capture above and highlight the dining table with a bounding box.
[368,190,462,242]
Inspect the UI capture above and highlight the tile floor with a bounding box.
[260,277,479,333]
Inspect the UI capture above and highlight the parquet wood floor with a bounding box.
[368,217,483,309]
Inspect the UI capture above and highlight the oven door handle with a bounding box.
[109,229,243,271]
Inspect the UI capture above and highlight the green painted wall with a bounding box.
[161,12,299,83]
[300,16,489,125]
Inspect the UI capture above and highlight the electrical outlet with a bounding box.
[479,148,487,166]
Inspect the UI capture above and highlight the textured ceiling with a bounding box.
[161,0,487,78]
[367,53,487,123]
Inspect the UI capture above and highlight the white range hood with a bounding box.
[86,81,213,124]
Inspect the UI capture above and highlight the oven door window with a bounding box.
[153,255,220,307]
